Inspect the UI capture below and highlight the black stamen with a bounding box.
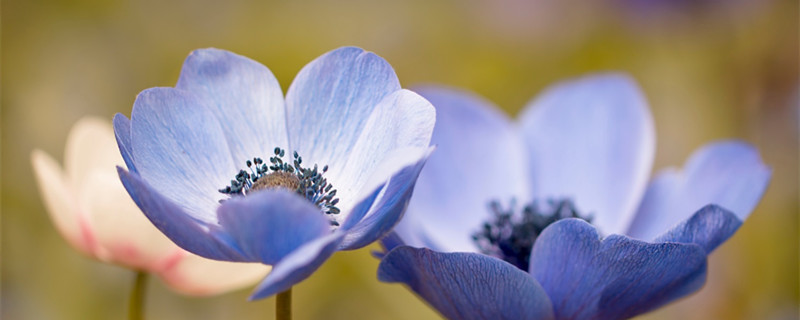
[219,147,341,226]
[472,198,592,271]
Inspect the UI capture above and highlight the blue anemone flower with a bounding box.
[114,46,435,300]
[378,74,770,319]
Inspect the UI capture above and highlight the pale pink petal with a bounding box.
[79,167,180,269]
[37,116,266,296]
[159,253,269,296]
[31,150,96,255]
[65,117,121,193]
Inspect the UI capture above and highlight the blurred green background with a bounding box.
[2,0,798,319]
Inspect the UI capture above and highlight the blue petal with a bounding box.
[518,74,655,235]
[529,219,707,320]
[338,147,433,250]
[338,184,383,232]
[175,48,288,164]
[285,47,401,176]
[117,167,245,261]
[626,141,771,240]
[113,113,137,174]
[216,190,331,264]
[378,247,554,320]
[394,86,529,252]
[333,89,435,206]
[378,231,405,254]
[250,232,343,300]
[654,204,742,254]
[130,87,236,223]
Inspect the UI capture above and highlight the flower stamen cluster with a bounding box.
[219,147,341,225]
[472,198,592,271]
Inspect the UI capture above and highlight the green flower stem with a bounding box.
[276,288,292,320]
[128,271,148,320]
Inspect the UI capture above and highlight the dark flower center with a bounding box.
[219,147,341,226]
[472,198,592,271]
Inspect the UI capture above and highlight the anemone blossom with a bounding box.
[115,47,435,300]
[378,74,770,320]
[32,117,268,295]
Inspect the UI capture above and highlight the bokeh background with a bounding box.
[2,0,798,319]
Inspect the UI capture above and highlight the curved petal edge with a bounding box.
[530,219,708,320]
[654,204,742,254]
[338,146,434,250]
[117,167,244,261]
[379,247,554,320]
[249,232,343,300]
[216,190,332,264]
[517,73,655,235]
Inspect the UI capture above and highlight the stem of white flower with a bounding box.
[276,288,292,320]
[128,271,148,320]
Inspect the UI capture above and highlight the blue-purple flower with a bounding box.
[114,47,435,300]
[378,74,770,319]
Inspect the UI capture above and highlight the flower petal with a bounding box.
[117,167,244,261]
[31,150,88,253]
[216,190,332,264]
[160,255,269,296]
[81,169,179,268]
[113,113,137,174]
[338,146,433,250]
[395,86,530,252]
[378,247,555,320]
[626,141,771,240]
[65,117,122,195]
[378,231,406,254]
[80,168,183,272]
[654,204,742,254]
[249,232,343,300]
[529,219,707,320]
[517,74,655,235]
[338,184,384,232]
[285,46,401,173]
[333,89,435,203]
[130,87,236,223]
[175,48,288,164]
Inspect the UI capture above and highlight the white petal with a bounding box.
[159,255,269,296]
[65,117,121,195]
[79,169,179,268]
[31,150,91,253]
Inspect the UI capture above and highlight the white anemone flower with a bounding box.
[32,117,268,296]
